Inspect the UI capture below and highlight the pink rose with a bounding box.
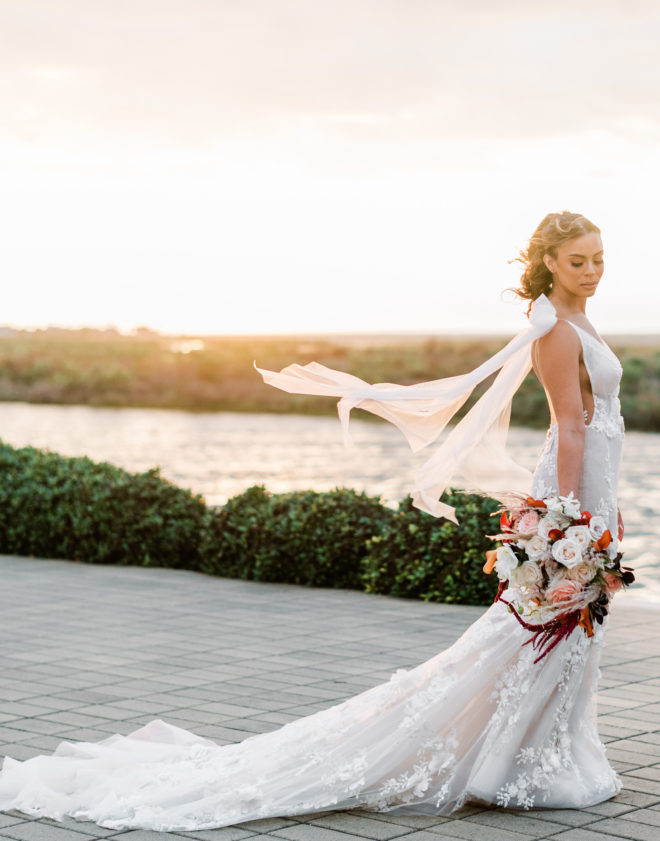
[546,579,582,605]
[603,573,623,594]
[518,510,540,535]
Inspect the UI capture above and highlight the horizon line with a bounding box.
[2,324,659,342]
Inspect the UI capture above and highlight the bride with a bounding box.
[0,210,625,830]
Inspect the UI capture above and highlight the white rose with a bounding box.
[524,534,550,561]
[564,525,591,553]
[551,538,583,569]
[588,516,607,541]
[564,560,597,585]
[494,544,519,580]
[510,560,543,589]
[537,515,564,540]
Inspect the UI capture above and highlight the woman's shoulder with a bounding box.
[536,319,582,347]
[532,320,581,372]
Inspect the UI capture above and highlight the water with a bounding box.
[0,402,658,603]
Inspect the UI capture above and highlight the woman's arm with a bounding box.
[534,322,585,498]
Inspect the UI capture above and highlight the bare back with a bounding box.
[531,320,592,427]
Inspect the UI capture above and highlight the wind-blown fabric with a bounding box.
[255,294,557,522]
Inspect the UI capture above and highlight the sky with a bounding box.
[2,0,660,335]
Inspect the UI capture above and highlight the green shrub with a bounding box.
[361,490,501,605]
[0,441,207,567]
[200,485,397,589]
[0,440,500,606]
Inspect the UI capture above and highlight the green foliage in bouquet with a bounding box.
[199,485,396,589]
[361,491,501,605]
[0,441,207,567]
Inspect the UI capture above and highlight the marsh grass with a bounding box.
[0,329,658,430]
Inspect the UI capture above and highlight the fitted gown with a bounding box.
[0,319,625,831]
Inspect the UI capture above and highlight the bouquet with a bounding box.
[484,492,634,663]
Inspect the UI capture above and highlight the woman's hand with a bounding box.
[617,507,624,541]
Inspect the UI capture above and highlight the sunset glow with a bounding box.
[3,1,659,335]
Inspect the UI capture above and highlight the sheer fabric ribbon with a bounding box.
[255,294,557,523]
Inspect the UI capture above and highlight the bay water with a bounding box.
[1,402,657,603]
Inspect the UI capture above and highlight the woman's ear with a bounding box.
[543,255,554,274]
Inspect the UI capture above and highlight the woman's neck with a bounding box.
[547,288,588,317]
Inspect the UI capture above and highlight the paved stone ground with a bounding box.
[0,555,659,841]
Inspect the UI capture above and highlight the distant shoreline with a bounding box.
[1,328,659,431]
[2,325,659,347]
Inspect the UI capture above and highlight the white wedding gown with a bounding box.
[0,319,625,831]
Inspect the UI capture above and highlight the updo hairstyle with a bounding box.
[509,210,601,316]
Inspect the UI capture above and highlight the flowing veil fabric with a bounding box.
[256,294,557,522]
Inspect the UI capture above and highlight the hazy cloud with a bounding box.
[2,0,659,154]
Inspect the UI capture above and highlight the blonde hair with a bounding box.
[508,210,601,316]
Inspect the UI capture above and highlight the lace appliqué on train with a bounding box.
[364,729,459,811]
[493,628,611,809]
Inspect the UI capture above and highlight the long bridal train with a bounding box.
[0,595,620,831]
[0,294,625,830]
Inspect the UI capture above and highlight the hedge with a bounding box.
[361,491,501,605]
[0,440,500,606]
[199,485,397,589]
[0,441,207,568]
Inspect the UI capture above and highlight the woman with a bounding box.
[0,210,625,829]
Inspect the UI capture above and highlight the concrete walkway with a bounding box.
[0,556,658,841]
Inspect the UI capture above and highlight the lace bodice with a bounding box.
[566,321,624,434]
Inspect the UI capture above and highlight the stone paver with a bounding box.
[0,554,659,841]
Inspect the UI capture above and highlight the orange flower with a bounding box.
[578,605,594,637]
[595,529,612,551]
[525,497,547,508]
[483,549,498,574]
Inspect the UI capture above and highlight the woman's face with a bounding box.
[544,232,604,298]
